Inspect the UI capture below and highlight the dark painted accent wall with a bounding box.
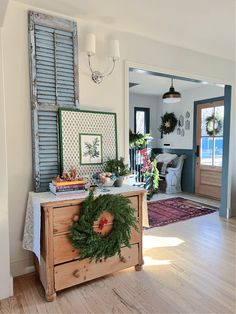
[152,148,195,193]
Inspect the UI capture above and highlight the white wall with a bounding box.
[1,0,235,276]
[156,85,224,149]
[0,29,12,299]
[129,93,158,147]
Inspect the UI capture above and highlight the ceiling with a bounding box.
[129,70,223,96]
[12,0,235,61]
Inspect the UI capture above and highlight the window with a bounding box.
[134,107,150,134]
[29,11,79,191]
[200,105,224,167]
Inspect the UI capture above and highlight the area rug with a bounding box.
[147,197,217,228]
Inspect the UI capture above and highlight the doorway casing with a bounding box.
[124,61,232,218]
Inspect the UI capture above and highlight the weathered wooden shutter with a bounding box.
[29,11,79,192]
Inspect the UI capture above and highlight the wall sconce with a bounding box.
[85,33,120,84]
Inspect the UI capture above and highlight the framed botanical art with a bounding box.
[79,133,103,165]
[59,108,118,180]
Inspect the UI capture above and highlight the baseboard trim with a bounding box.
[11,258,35,277]
[227,207,231,219]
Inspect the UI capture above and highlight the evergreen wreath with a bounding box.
[159,112,177,135]
[206,114,223,136]
[70,192,138,261]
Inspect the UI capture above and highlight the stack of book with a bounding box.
[49,178,86,195]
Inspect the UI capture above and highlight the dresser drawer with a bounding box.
[53,235,79,264]
[53,227,141,264]
[53,196,139,235]
[54,244,139,291]
[53,204,81,234]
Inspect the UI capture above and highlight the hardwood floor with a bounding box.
[1,213,236,313]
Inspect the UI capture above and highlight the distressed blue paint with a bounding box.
[152,148,195,193]
[35,24,76,106]
[38,111,59,188]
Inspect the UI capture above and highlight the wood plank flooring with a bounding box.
[1,213,236,313]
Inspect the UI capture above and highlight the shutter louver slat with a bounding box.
[57,77,74,86]
[57,85,74,91]
[35,24,54,32]
[37,74,55,80]
[37,77,56,83]
[36,50,54,57]
[55,29,73,37]
[56,55,74,62]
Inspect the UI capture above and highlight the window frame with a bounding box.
[200,105,224,167]
[134,107,150,134]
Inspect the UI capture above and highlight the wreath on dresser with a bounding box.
[70,191,138,261]
[206,114,223,136]
[159,112,178,136]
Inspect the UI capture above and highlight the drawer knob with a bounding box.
[73,269,80,278]
[120,256,127,263]
[72,214,79,222]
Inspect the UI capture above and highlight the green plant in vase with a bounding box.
[105,157,130,187]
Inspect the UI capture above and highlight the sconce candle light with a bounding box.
[85,33,120,84]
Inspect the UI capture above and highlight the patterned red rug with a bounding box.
[147,197,217,228]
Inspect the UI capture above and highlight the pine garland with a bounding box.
[70,192,138,261]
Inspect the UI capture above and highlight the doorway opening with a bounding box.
[126,65,231,218]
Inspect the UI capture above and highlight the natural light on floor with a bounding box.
[143,256,172,266]
[142,235,185,267]
[143,235,185,249]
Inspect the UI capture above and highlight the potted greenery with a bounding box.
[105,157,130,187]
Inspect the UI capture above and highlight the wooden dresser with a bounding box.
[36,190,144,301]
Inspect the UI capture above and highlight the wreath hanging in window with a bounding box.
[206,114,223,136]
[159,112,178,137]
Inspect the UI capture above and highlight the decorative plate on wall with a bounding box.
[59,109,118,181]
[178,115,184,127]
[185,120,190,130]
[185,111,190,119]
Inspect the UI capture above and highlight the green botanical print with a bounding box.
[83,137,100,161]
